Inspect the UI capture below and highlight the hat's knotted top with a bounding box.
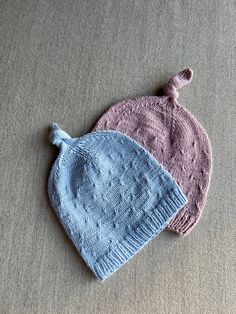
[49,123,71,147]
[163,68,193,100]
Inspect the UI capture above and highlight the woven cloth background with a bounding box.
[0,0,235,313]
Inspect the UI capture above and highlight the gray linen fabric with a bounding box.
[0,0,235,313]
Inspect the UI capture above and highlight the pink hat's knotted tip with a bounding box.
[163,68,193,100]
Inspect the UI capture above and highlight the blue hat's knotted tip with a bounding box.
[49,123,71,147]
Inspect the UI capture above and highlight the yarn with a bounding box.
[93,69,212,235]
[48,126,187,280]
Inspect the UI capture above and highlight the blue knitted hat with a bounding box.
[48,123,187,280]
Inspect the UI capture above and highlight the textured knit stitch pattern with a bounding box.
[93,69,212,236]
[48,124,187,280]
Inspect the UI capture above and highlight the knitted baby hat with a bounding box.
[93,68,212,236]
[48,123,187,280]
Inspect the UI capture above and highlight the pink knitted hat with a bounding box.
[93,69,212,236]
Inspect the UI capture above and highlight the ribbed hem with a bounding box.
[167,210,199,236]
[90,187,187,280]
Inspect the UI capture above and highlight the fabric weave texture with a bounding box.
[93,69,212,235]
[48,124,187,280]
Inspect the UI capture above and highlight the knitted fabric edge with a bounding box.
[167,101,213,235]
[91,187,187,280]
